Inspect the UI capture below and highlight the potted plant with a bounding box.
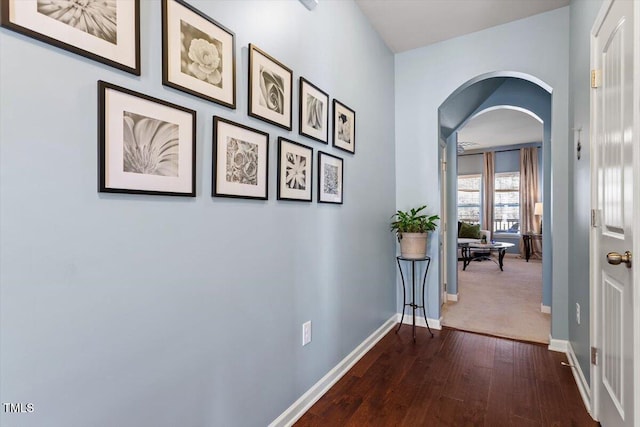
[390,205,440,258]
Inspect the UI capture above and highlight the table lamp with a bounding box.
[534,202,543,233]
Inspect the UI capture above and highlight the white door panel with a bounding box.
[592,1,636,426]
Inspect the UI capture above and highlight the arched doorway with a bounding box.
[438,73,552,342]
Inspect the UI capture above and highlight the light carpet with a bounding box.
[442,256,550,344]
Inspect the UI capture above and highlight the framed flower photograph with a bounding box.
[98,81,196,197]
[213,116,269,200]
[248,44,292,130]
[1,0,140,75]
[317,151,343,204]
[299,78,329,144]
[162,0,236,109]
[277,138,313,202]
[333,99,356,154]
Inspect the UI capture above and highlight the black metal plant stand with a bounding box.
[396,256,433,341]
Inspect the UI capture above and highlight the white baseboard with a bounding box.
[548,335,568,353]
[397,312,442,330]
[447,293,458,302]
[541,304,551,314]
[566,341,592,416]
[268,315,397,427]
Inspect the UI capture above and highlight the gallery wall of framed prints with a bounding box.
[1,0,357,205]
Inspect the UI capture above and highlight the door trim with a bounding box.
[633,0,640,421]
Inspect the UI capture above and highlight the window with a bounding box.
[457,174,481,224]
[494,172,520,233]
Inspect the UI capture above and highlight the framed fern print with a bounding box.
[317,151,343,204]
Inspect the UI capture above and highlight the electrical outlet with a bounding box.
[302,321,312,346]
[576,303,581,325]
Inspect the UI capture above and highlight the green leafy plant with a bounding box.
[390,205,440,235]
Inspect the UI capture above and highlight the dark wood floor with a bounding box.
[295,326,598,427]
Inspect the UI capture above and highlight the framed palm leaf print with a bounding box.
[277,137,313,202]
[299,77,329,143]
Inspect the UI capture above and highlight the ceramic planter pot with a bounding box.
[398,232,428,258]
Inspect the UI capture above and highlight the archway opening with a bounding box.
[437,73,552,343]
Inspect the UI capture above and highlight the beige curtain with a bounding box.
[519,147,542,257]
[482,152,494,232]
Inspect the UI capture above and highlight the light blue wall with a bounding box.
[395,7,570,338]
[568,0,605,387]
[0,1,396,426]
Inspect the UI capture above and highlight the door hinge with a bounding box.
[591,347,598,365]
[591,209,600,228]
[591,69,601,88]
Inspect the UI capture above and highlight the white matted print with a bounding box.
[248,44,292,130]
[213,117,269,200]
[162,0,235,108]
[1,0,140,75]
[317,151,343,204]
[333,99,356,154]
[98,81,196,196]
[299,78,329,143]
[277,138,313,202]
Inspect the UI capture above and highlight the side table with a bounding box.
[522,233,543,261]
[396,256,433,341]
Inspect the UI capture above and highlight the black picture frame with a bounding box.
[212,116,269,200]
[299,77,329,144]
[317,151,343,204]
[333,99,356,154]
[248,44,293,130]
[277,137,313,202]
[162,0,236,109]
[1,0,140,75]
[98,81,196,197]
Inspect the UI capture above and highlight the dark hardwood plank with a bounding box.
[537,378,571,426]
[484,360,514,426]
[512,371,543,422]
[294,327,598,427]
[511,414,543,426]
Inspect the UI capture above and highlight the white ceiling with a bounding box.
[457,108,543,151]
[354,0,563,150]
[355,0,570,53]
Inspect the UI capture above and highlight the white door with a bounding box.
[592,0,636,426]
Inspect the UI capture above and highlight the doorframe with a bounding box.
[589,0,640,421]
[439,137,448,305]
